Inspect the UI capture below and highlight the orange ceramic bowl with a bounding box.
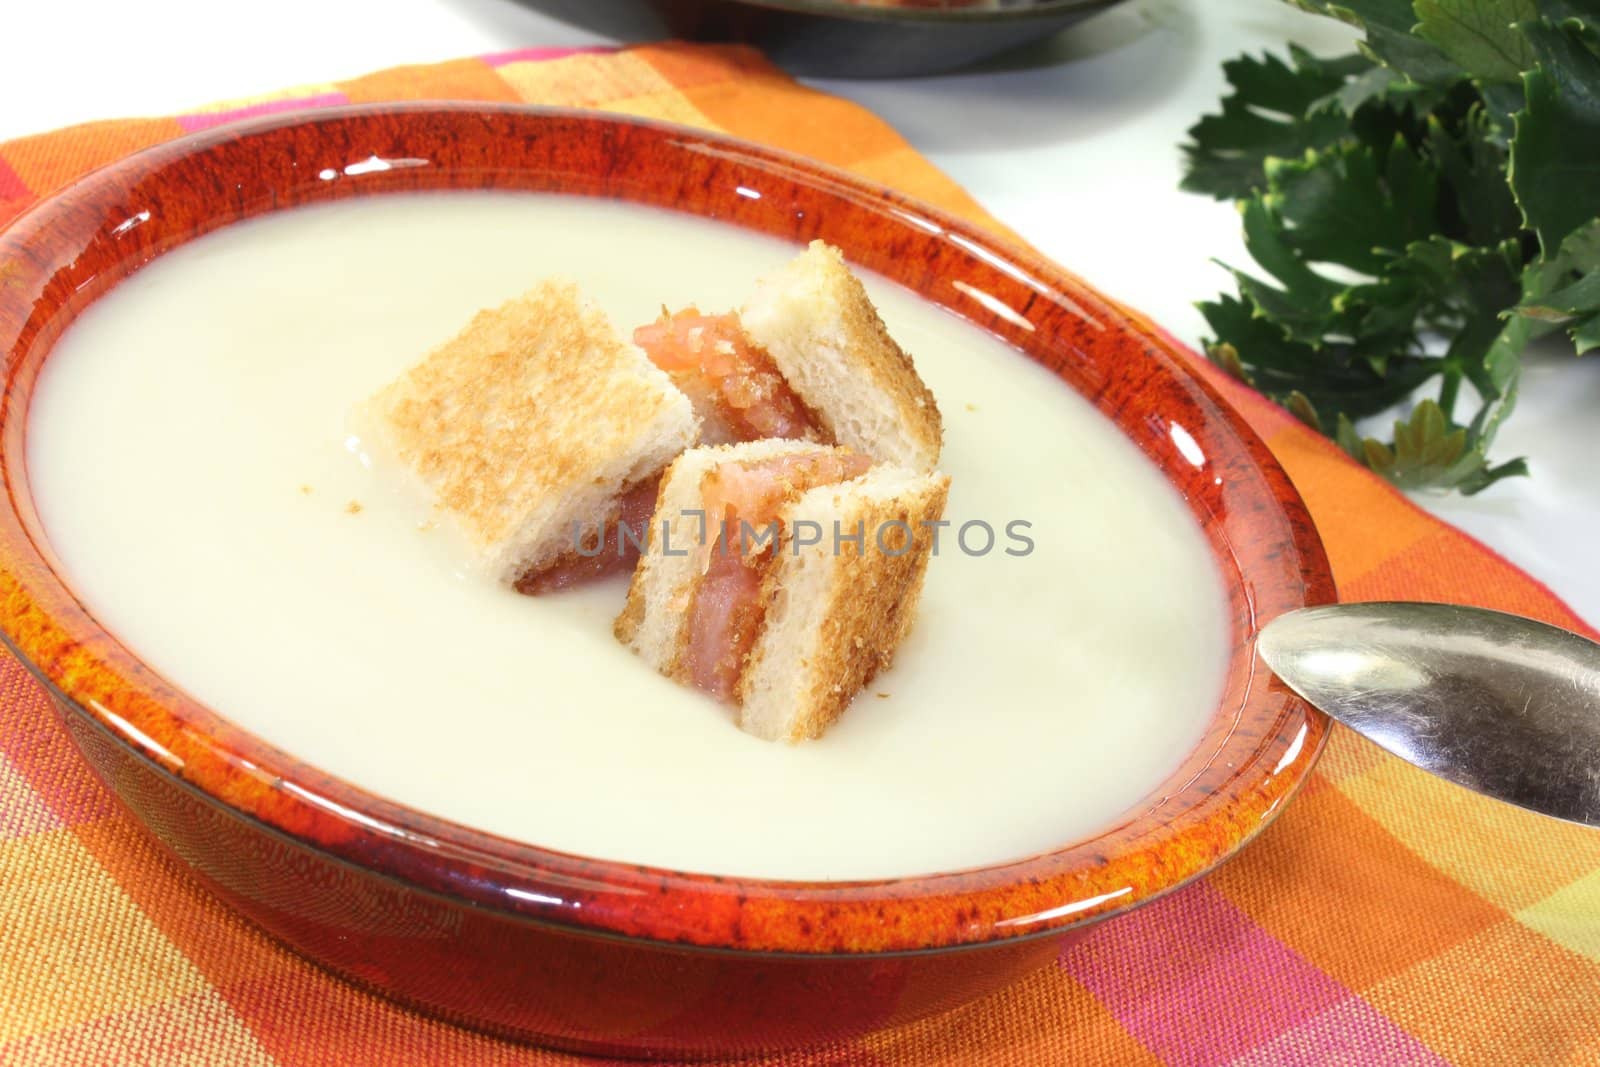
[0,105,1332,1057]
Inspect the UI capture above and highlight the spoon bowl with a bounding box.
[1259,602,1600,827]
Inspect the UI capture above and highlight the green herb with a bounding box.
[1183,0,1600,493]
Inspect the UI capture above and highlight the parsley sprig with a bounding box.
[1183,0,1599,493]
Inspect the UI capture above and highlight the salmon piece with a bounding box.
[514,478,660,594]
[685,450,872,700]
[700,450,873,534]
[685,549,765,702]
[517,310,836,599]
[634,309,827,445]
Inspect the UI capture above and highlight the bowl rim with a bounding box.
[0,102,1334,957]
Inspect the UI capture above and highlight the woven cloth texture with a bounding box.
[1,43,1597,1067]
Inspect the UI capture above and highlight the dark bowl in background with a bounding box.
[527,0,1128,77]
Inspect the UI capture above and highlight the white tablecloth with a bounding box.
[6,0,1595,623]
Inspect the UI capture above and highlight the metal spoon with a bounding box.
[1257,602,1600,828]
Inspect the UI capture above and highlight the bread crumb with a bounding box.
[876,692,890,699]
[346,500,364,515]
[299,484,313,495]
[965,403,978,412]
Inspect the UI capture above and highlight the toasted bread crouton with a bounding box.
[740,241,942,471]
[617,439,949,741]
[364,280,697,586]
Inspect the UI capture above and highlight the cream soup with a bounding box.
[29,194,1229,880]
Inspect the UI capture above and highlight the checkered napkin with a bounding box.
[2,43,1597,1067]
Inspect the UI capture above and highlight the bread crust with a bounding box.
[737,469,950,741]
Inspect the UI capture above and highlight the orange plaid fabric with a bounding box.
[2,43,1597,1067]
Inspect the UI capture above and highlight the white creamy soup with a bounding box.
[29,194,1228,880]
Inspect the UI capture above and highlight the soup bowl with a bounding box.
[0,105,1332,1057]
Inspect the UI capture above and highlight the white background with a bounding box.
[4,0,1595,624]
